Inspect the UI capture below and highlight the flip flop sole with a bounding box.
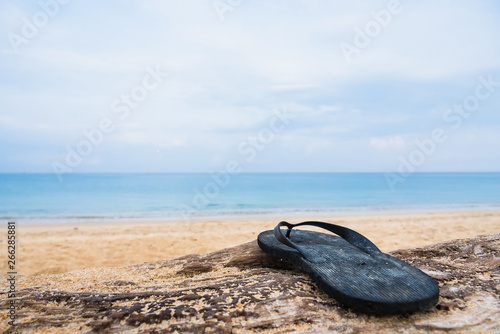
[258,229,439,315]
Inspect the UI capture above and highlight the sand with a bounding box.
[1,210,499,276]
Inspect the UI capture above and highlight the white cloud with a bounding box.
[370,136,406,149]
[1,0,499,172]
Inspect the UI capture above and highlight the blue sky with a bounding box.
[1,0,500,173]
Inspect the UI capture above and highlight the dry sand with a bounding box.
[1,210,499,276]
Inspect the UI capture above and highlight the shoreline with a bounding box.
[2,209,499,276]
[9,205,500,226]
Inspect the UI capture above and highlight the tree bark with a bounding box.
[1,233,499,333]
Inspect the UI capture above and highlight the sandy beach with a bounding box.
[2,210,499,276]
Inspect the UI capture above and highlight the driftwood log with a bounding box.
[1,233,499,333]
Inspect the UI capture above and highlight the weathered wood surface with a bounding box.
[1,233,499,333]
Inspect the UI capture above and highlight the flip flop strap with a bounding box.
[274,221,382,263]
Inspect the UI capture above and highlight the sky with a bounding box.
[1,0,500,174]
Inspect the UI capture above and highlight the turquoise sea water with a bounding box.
[1,173,499,224]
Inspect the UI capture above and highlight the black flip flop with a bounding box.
[257,221,439,315]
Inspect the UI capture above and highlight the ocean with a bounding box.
[1,173,499,224]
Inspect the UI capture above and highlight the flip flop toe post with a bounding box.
[257,221,439,315]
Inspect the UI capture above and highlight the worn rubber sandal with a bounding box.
[257,221,439,315]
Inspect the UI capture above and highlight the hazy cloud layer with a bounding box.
[1,0,499,173]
